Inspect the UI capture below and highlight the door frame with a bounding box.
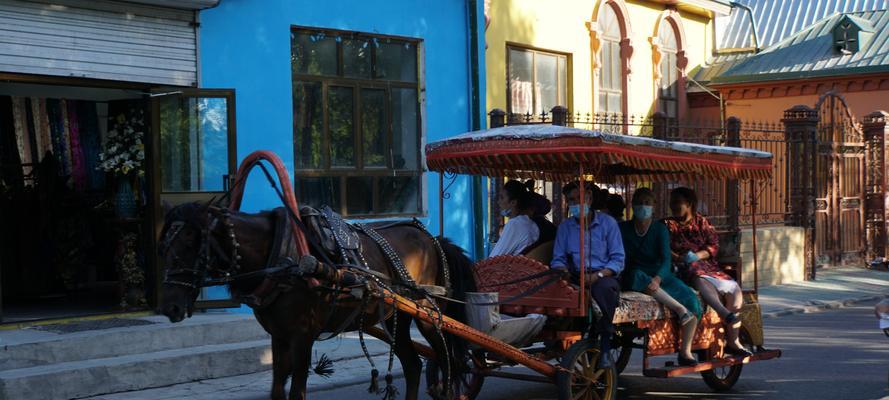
[148,88,239,310]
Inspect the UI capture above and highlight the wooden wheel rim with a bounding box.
[567,348,615,400]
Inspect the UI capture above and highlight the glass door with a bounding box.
[150,88,238,309]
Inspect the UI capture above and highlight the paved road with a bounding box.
[91,301,889,400]
[312,301,889,400]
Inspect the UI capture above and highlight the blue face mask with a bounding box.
[568,204,590,219]
[633,205,654,220]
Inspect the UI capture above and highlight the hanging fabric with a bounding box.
[47,99,70,178]
[11,96,32,180]
[78,101,104,190]
[60,99,74,179]
[37,98,53,160]
[67,100,88,192]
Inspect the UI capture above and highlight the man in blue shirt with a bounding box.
[551,182,625,368]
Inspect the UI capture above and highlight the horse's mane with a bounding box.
[436,237,477,368]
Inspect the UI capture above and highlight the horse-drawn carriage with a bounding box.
[158,121,781,400]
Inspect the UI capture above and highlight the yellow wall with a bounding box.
[485,0,716,120]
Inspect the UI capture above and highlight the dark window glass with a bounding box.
[293,82,323,169]
[296,176,340,210]
[391,88,418,170]
[328,86,355,167]
[343,38,372,79]
[346,176,374,214]
[375,40,417,82]
[291,31,337,76]
[377,176,420,214]
[361,88,387,168]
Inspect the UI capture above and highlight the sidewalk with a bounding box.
[757,266,888,318]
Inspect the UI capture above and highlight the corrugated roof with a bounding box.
[711,10,889,84]
[689,52,752,87]
[720,0,887,50]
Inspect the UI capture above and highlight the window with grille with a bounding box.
[507,46,569,118]
[291,27,422,217]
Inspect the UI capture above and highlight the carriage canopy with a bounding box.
[425,125,772,182]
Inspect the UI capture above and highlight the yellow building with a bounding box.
[484,0,731,123]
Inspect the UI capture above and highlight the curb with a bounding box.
[761,294,889,319]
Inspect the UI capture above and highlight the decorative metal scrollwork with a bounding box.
[441,169,459,200]
[815,200,829,210]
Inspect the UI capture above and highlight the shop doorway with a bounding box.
[0,82,153,323]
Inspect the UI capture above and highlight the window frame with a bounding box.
[505,43,571,117]
[291,26,424,218]
[596,4,626,116]
[656,20,681,121]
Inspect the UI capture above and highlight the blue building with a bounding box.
[196,0,488,304]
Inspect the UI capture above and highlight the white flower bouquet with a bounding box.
[98,110,146,177]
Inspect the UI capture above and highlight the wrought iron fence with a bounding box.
[490,108,788,230]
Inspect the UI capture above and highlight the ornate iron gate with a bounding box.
[815,92,866,266]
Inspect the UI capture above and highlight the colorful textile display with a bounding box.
[66,100,88,192]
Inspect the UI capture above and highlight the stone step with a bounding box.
[0,340,273,400]
[0,315,268,371]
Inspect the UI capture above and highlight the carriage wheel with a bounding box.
[610,332,634,375]
[425,357,485,400]
[700,327,752,392]
[557,339,617,400]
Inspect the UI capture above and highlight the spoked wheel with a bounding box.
[700,327,752,392]
[557,338,617,400]
[425,356,485,400]
[610,332,634,375]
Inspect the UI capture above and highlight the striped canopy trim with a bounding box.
[425,126,772,182]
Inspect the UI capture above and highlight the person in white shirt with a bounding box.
[490,180,540,257]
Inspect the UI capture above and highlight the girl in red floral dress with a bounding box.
[664,187,752,357]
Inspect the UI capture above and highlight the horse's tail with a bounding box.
[436,237,477,371]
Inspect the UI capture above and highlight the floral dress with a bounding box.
[664,214,733,283]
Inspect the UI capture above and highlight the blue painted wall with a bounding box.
[198,0,486,305]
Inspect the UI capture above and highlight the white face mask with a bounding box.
[500,209,512,217]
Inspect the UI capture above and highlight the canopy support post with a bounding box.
[578,166,586,317]
[439,173,444,237]
[751,179,759,293]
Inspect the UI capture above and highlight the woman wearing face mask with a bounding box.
[489,180,539,257]
[619,188,702,366]
[665,187,752,357]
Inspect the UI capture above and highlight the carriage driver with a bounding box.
[550,181,625,369]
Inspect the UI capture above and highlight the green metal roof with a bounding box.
[710,10,889,85]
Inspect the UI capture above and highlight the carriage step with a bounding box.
[0,340,273,400]
[642,349,783,378]
[0,314,268,371]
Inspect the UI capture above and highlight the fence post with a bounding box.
[782,105,819,281]
[863,111,889,264]
[551,106,568,126]
[652,111,668,139]
[489,108,506,128]
[725,117,741,231]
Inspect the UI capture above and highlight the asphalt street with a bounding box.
[307,300,889,400]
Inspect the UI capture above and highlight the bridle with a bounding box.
[160,207,242,290]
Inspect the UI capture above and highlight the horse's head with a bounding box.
[158,201,241,322]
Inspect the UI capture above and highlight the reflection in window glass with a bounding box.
[296,176,340,210]
[375,40,417,82]
[291,31,337,76]
[346,176,374,214]
[343,38,372,79]
[535,53,558,115]
[508,47,568,118]
[361,89,387,167]
[294,82,323,169]
[328,86,355,167]
[377,176,420,214]
[391,88,418,170]
[508,48,533,115]
[159,96,229,192]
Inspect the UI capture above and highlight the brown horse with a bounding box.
[157,202,475,400]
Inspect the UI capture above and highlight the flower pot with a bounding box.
[115,179,137,218]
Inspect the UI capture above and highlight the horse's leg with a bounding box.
[390,312,421,400]
[288,333,314,400]
[270,335,292,400]
[415,319,452,399]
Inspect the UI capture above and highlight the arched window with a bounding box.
[597,4,623,115]
[658,21,679,120]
